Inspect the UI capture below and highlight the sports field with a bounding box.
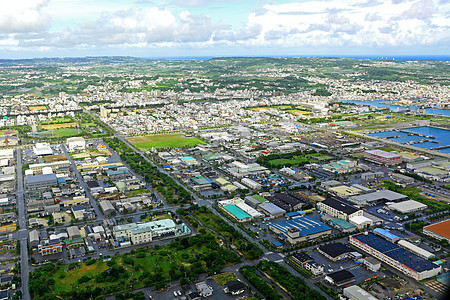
[41,122,78,130]
[28,105,46,111]
[0,130,17,136]
[128,133,206,150]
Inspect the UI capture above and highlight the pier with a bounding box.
[398,129,435,139]
[431,145,450,151]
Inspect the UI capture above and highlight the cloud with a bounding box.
[2,0,450,55]
[0,0,51,34]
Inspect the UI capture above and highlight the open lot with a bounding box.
[28,105,47,111]
[41,122,78,130]
[128,133,206,150]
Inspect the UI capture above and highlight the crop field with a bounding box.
[128,133,206,150]
[41,122,78,130]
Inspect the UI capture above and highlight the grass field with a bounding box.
[268,153,333,167]
[52,128,81,137]
[128,133,206,150]
[213,272,237,286]
[287,109,310,116]
[40,117,73,125]
[249,107,270,112]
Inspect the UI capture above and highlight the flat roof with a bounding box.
[350,190,407,203]
[373,228,398,240]
[387,200,427,213]
[270,216,331,237]
[224,204,251,220]
[365,150,401,159]
[25,173,57,184]
[424,219,450,240]
[252,194,268,203]
[352,233,440,272]
[330,218,356,229]
[321,198,360,215]
[319,242,354,258]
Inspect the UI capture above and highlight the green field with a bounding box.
[40,117,73,125]
[128,133,206,150]
[30,234,241,299]
[53,128,81,137]
[268,153,333,167]
[0,129,17,136]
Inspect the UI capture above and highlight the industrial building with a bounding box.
[364,150,402,166]
[329,218,356,232]
[318,242,355,261]
[349,233,442,280]
[343,285,377,300]
[257,201,286,218]
[349,215,373,230]
[269,216,331,244]
[361,256,381,272]
[241,177,262,190]
[360,171,384,181]
[373,228,400,243]
[317,198,363,221]
[99,200,115,215]
[387,200,427,214]
[113,219,190,245]
[349,190,407,206]
[322,159,357,174]
[66,137,86,151]
[423,219,450,242]
[218,198,263,222]
[269,192,305,212]
[24,173,58,190]
[325,270,355,286]
[397,240,435,259]
[244,194,268,208]
[390,173,414,185]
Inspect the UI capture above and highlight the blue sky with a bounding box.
[0,0,448,58]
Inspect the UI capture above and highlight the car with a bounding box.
[177,290,182,296]
[173,291,178,297]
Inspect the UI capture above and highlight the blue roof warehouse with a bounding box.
[269,216,332,244]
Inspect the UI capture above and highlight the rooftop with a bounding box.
[223,204,251,220]
[270,216,331,238]
[352,233,440,273]
[319,242,354,258]
[424,219,450,240]
[330,218,356,230]
[321,198,360,215]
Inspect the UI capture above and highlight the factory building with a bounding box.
[387,200,427,214]
[269,216,331,245]
[423,219,450,242]
[317,198,363,221]
[364,150,402,166]
[349,233,441,281]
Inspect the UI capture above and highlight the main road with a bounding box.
[15,148,31,300]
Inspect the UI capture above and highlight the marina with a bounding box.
[367,126,450,154]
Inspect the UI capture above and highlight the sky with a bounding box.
[0,0,449,59]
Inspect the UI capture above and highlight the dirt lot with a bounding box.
[41,122,78,129]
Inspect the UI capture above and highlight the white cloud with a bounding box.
[1,0,449,55]
[0,0,51,33]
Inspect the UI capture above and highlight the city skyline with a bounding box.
[1,0,449,59]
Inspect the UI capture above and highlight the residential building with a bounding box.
[364,150,402,166]
[223,280,246,295]
[38,239,63,256]
[196,282,213,297]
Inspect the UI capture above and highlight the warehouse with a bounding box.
[387,200,427,214]
[67,137,86,151]
[373,228,399,243]
[349,215,373,230]
[269,216,331,244]
[343,285,377,300]
[423,219,450,242]
[349,233,441,281]
[364,150,402,166]
[349,190,407,206]
[325,270,355,286]
[244,194,267,208]
[390,173,414,185]
[25,173,58,190]
[329,218,357,232]
[218,198,263,221]
[99,200,115,215]
[317,198,363,221]
[318,242,355,261]
[361,256,381,272]
[241,177,262,190]
[397,240,435,259]
[269,192,305,212]
[257,201,286,218]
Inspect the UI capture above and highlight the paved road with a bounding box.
[15,148,31,300]
[61,143,104,220]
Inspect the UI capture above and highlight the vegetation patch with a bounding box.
[213,272,238,286]
[128,133,206,150]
